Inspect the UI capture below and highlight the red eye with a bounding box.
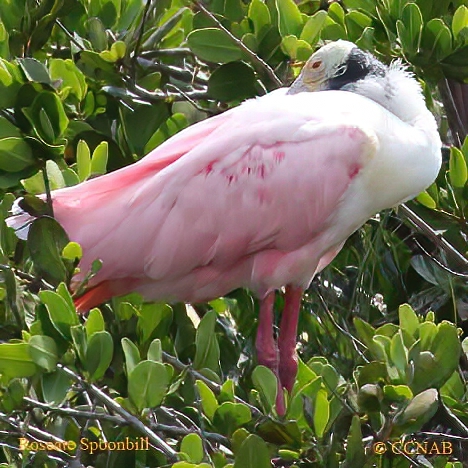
[312,60,322,69]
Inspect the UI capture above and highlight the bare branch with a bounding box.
[162,351,262,417]
[399,204,468,272]
[57,365,179,462]
[194,1,282,88]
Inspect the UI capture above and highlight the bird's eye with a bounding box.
[311,60,322,69]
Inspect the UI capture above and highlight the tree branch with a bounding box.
[57,365,179,462]
[194,1,282,87]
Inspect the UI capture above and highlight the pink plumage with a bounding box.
[7,41,441,415]
[52,90,371,308]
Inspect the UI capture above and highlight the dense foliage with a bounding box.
[0,0,468,467]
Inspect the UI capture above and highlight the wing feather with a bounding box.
[50,90,377,299]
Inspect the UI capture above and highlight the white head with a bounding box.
[288,41,433,127]
[289,40,386,94]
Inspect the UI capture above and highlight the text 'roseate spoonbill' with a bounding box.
[8,41,441,415]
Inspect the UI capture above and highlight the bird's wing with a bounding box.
[54,92,378,302]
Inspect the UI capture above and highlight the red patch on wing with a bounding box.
[348,164,361,179]
[74,279,136,313]
[274,151,285,163]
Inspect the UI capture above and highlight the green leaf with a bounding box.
[395,388,438,426]
[28,215,69,280]
[424,19,453,61]
[39,290,79,341]
[85,308,105,338]
[57,282,75,313]
[252,365,278,412]
[137,302,173,344]
[85,331,113,381]
[144,113,187,154]
[24,91,69,144]
[356,26,375,51]
[196,380,219,420]
[313,389,329,438]
[416,190,437,209]
[18,58,52,85]
[233,434,270,468]
[449,147,467,188]
[357,384,383,412]
[220,379,235,402]
[87,17,108,52]
[328,2,345,26]
[300,11,327,46]
[0,343,38,379]
[0,136,34,172]
[402,3,423,54]
[28,335,58,372]
[76,139,91,182]
[214,402,251,436]
[390,331,407,379]
[411,321,460,393]
[41,368,73,404]
[248,0,271,42]
[180,433,204,464]
[419,321,437,349]
[147,339,162,362]
[345,11,373,42]
[187,28,242,63]
[398,304,420,336]
[0,21,9,59]
[208,62,257,101]
[28,14,56,53]
[345,415,365,467]
[22,160,66,194]
[121,337,140,375]
[128,360,169,411]
[353,317,376,347]
[430,321,461,378]
[194,310,220,373]
[90,141,108,175]
[71,325,87,364]
[383,385,413,402]
[49,58,87,101]
[275,0,303,37]
[0,59,23,108]
[452,5,468,40]
[0,342,38,379]
[281,35,312,60]
[62,241,83,261]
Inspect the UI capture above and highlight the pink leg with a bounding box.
[278,285,303,393]
[255,291,285,415]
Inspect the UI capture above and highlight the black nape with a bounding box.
[327,47,386,91]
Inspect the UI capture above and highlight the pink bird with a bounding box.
[8,41,441,415]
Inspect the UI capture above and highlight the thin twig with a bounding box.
[315,290,369,362]
[165,83,216,114]
[137,57,208,85]
[0,264,54,291]
[55,19,85,51]
[438,79,466,146]
[118,80,211,103]
[141,48,194,58]
[412,237,468,278]
[194,1,282,87]
[57,365,179,462]
[131,0,153,78]
[0,412,74,463]
[162,351,262,417]
[399,204,468,271]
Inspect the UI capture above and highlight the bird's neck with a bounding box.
[350,65,438,134]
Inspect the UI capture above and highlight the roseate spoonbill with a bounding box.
[8,41,441,415]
